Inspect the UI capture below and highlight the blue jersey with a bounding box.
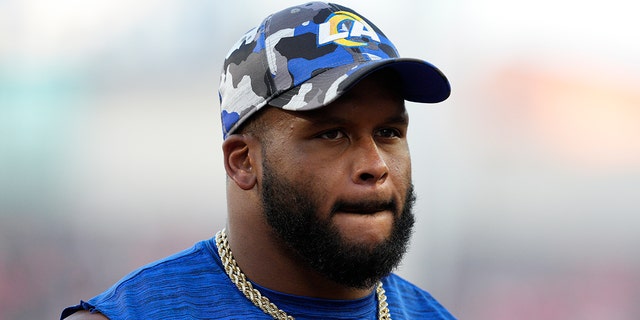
[61,238,455,319]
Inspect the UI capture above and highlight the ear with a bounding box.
[222,135,259,190]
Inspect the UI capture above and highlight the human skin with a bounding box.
[64,72,414,320]
[223,71,413,300]
[63,311,108,319]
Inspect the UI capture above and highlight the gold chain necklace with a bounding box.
[215,229,391,320]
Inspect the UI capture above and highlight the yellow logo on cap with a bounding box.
[318,11,381,47]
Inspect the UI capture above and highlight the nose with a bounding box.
[351,137,389,185]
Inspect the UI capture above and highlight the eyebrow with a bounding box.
[384,114,410,125]
[304,113,409,127]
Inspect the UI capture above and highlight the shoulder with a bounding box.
[99,237,221,293]
[64,239,230,319]
[62,310,108,320]
[105,238,220,290]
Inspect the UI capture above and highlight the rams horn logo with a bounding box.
[318,11,381,47]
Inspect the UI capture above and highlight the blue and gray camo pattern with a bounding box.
[218,2,449,138]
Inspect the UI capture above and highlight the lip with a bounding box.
[331,198,397,216]
[334,202,396,216]
[337,207,388,215]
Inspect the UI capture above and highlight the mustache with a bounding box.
[330,198,398,215]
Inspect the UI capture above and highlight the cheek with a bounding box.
[269,149,335,193]
[297,160,346,193]
[386,147,412,178]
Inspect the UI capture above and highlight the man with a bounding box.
[62,2,454,319]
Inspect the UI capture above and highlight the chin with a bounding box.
[332,212,395,246]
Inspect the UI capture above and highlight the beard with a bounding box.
[260,158,416,289]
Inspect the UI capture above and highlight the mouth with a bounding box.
[333,200,396,216]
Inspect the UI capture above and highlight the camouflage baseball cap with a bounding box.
[218,1,450,138]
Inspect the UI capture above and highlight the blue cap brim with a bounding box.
[269,57,450,111]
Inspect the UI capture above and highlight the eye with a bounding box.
[375,128,402,139]
[318,129,345,140]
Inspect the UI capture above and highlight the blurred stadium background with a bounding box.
[1,1,639,319]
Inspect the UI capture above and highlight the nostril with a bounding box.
[359,172,375,181]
